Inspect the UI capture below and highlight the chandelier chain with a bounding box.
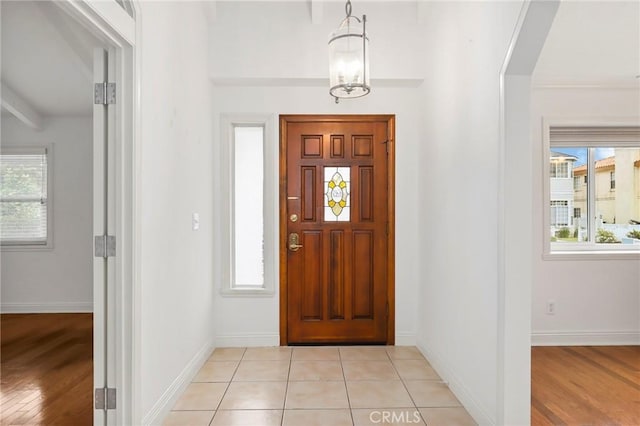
[345,0,352,18]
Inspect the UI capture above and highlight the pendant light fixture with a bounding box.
[328,0,369,103]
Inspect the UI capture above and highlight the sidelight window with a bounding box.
[233,126,264,288]
[221,115,276,295]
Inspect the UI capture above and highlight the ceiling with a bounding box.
[533,0,640,85]
[1,1,99,121]
[1,1,638,127]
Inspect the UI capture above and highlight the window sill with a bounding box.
[1,243,53,252]
[220,287,275,298]
[543,249,640,261]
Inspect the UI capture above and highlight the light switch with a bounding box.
[192,213,200,231]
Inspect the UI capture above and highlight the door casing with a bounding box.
[54,2,137,424]
[279,114,396,345]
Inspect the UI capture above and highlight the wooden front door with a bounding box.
[279,115,395,345]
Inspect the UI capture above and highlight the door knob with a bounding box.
[289,233,303,251]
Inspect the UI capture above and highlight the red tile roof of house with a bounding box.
[573,156,615,174]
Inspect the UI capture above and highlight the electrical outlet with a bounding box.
[546,300,556,315]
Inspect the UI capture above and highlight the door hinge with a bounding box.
[95,388,116,410]
[94,82,116,105]
[95,235,116,258]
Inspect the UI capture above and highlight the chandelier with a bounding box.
[328,0,370,103]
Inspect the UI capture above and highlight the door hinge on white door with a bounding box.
[95,235,116,258]
[94,82,116,105]
[95,388,116,410]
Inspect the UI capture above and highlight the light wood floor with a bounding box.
[0,313,93,426]
[532,345,640,426]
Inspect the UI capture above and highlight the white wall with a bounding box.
[209,1,425,347]
[137,2,216,423]
[211,86,422,346]
[531,86,640,345]
[209,1,426,82]
[208,2,535,424]
[417,2,523,425]
[1,116,93,312]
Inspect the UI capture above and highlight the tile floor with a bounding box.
[164,346,476,426]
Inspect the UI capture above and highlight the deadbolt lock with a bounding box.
[290,214,298,222]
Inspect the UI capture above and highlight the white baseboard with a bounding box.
[215,333,417,347]
[215,333,280,347]
[532,330,640,346]
[395,332,417,346]
[416,342,494,426]
[0,302,93,313]
[142,340,215,426]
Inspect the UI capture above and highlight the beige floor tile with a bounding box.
[168,346,462,426]
[404,381,461,408]
[163,410,215,426]
[339,346,390,361]
[211,409,282,426]
[289,360,344,381]
[283,409,352,426]
[352,408,425,426]
[292,346,341,361]
[342,360,399,381]
[419,407,477,425]
[233,360,290,381]
[218,382,287,410]
[285,381,350,409]
[392,359,440,381]
[172,383,228,411]
[208,347,246,361]
[346,380,414,409]
[386,346,425,360]
[243,346,292,361]
[193,361,239,382]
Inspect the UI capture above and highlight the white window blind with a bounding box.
[0,148,49,245]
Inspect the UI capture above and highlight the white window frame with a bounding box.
[550,161,568,178]
[542,118,640,259]
[610,171,616,190]
[550,200,569,227]
[0,145,54,250]
[220,114,276,296]
[573,176,581,190]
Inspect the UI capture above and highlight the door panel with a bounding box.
[93,48,107,426]
[105,46,117,426]
[280,115,395,344]
[93,47,117,425]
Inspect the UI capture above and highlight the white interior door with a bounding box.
[93,47,117,425]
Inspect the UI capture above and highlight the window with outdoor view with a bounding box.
[548,126,640,251]
[0,147,51,246]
